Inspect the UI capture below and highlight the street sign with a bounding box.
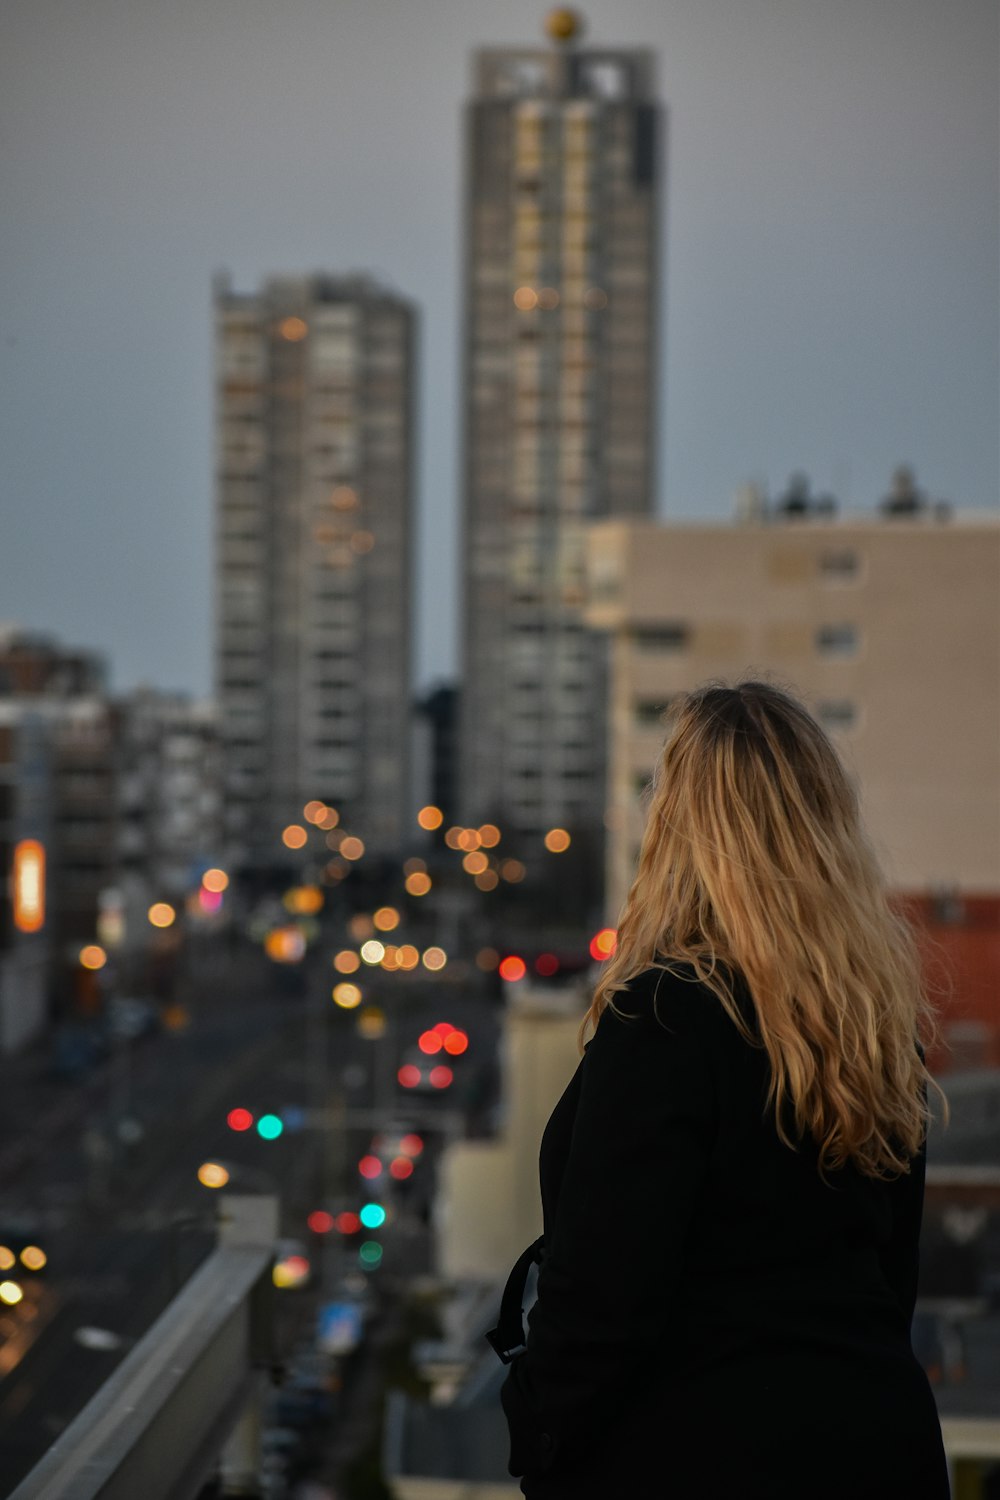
[317,1301,363,1355]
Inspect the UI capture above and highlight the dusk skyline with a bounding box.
[2,0,997,696]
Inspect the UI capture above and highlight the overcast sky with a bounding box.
[2,0,997,696]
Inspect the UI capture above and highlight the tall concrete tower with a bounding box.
[214,273,415,870]
[457,11,662,848]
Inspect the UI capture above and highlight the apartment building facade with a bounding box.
[214,272,415,868]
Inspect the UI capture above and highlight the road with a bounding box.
[0,934,500,1493]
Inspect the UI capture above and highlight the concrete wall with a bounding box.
[436,984,585,1282]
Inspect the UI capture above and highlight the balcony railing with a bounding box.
[9,1195,277,1500]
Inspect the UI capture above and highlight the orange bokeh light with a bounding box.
[590,927,618,961]
[12,840,45,933]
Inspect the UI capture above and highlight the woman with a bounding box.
[492,680,951,1499]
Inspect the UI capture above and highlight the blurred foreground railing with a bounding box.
[10,1196,278,1500]
[942,1419,1000,1500]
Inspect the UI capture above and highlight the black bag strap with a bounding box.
[485,1234,545,1364]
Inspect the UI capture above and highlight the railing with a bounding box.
[10,1195,278,1500]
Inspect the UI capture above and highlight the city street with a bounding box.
[0,932,500,1493]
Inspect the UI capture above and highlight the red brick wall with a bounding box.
[895,894,1000,1072]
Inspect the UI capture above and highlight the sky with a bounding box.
[2,0,997,697]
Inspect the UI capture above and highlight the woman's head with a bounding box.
[587,677,947,1179]
[637,681,864,956]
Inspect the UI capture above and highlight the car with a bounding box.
[370,1121,420,1158]
[0,1218,47,1278]
[396,1047,458,1095]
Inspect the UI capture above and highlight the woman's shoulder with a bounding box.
[587,965,722,1111]
[604,960,755,1043]
[598,962,708,1034]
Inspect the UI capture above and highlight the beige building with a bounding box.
[436,982,584,1283]
[584,508,1000,918]
[381,984,584,1499]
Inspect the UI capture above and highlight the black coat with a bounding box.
[496,964,950,1499]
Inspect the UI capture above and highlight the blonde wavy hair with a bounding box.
[583,678,949,1180]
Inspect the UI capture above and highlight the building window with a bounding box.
[817,700,858,732]
[815,624,859,658]
[819,549,860,581]
[634,699,672,728]
[633,624,688,652]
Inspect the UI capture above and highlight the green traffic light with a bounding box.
[359,1202,386,1229]
[257,1114,283,1140]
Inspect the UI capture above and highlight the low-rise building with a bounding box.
[583,497,1000,1069]
[385,980,585,1499]
[436,980,583,1283]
